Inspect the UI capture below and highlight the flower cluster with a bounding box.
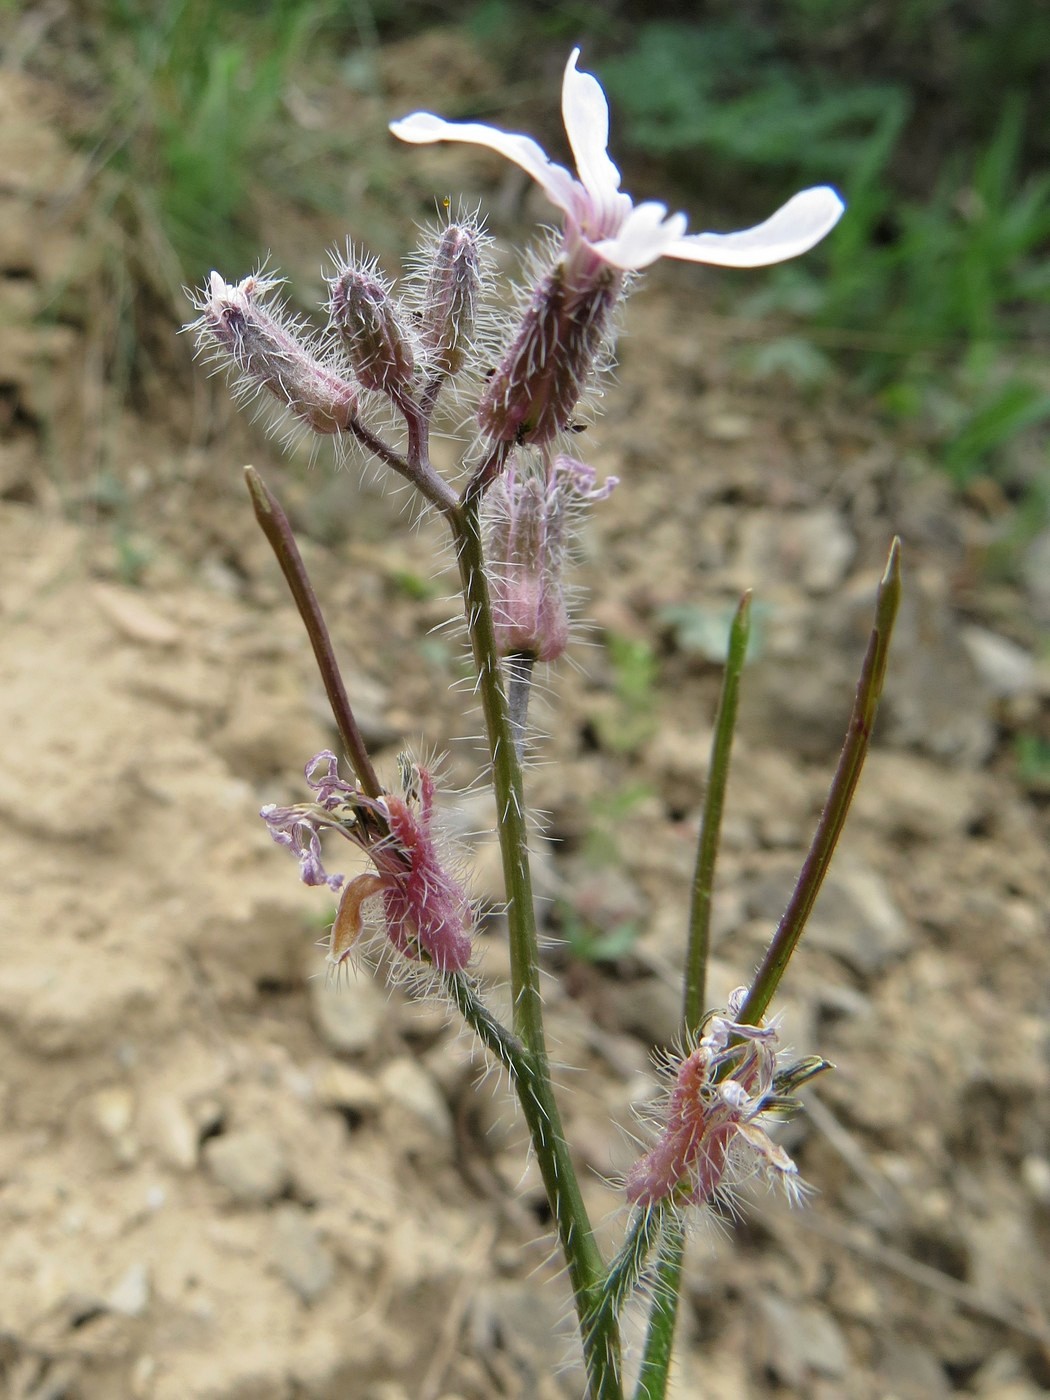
[261,752,473,975]
[626,989,809,1213]
[392,49,844,446]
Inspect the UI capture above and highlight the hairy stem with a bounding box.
[451,477,620,1398]
[348,416,457,516]
[633,1221,684,1400]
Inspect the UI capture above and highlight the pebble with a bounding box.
[271,1203,334,1303]
[758,1295,849,1385]
[139,1092,198,1171]
[105,1262,151,1318]
[747,858,912,976]
[377,1057,453,1143]
[961,626,1036,699]
[313,1062,382,1118]
[1020,1154,1050,1207]
[203,1129,289,1205]
[309,973,388,1056]
[606,976,682,1047]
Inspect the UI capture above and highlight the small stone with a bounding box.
[758,1295,849,1385]
[313,1062,381,1117]
[878,1338,951,1398]
[703,411,753,442]
[961,626,1036,699]
[203,1128,289,1205]
[93,583,180,647]
[90,1086,135,1139]
[105,1262,151,1317]
[377,1057,453,1142]
[606,976,682,1047]
[139,1093,198,1170]
[1020,1155,1050,1207]
[88,1086,138,1164]
[747,859,912,977]
[309,973,388,1055]
[271,1203,334,1303]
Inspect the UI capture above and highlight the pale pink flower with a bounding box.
[391,49,844,278]
[261,752,473,975]
[625,991,806,1212]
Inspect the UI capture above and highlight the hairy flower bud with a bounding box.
[478,259,620,445]
[485,453,616,662]
[328,264,416,395]
[421,222,481,375]
[191,272,357,434]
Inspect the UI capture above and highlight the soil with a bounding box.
[1,41,1049,1400]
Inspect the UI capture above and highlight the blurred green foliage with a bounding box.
[593,11,1050,493]
[93,0,341,280]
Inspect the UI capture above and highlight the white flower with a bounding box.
[391,49,844,274]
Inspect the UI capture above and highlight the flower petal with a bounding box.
[389,112,579,214]
[561,49,622,210]
[667,186,845,268]
[592,202,689,270]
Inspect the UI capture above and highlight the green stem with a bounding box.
[451,483,621,1398]
[632,595,750,1396]
[684,591,752,1036]
[740,537,901,1027]
[633,1220,684,1400]
[596,1204,667,1326]
[446,971,527,1075]
[245,467,382,800]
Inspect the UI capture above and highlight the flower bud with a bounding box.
[485,453,617,663]
[421,222,480,375]
[191,272,357,434]
[478,259,620,445]
[328,264,416,396]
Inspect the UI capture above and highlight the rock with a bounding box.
[747,858,913,976]
[89,1086,135,1140]
[88,1086,138,1165]
[606,976,682,1047]
[469,1279,583,1391]
[313,1062,381,1118]
[309,973,388,1056]
[203,1129,289,1205]
[105,1262,151,1318]
[1021,526,1050,624]
[93,584,180,647]
[139,1093,198,1171]
[852,751,985,840]
[733,508,855,594]
[377,1058,453,1143]
[878,1338,951,1398]
[961,626,1036,699]
[757,1295,849,1386]
[1020,1155,1050,1207]
[271,1203,334,1304]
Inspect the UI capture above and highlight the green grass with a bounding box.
[598,17,1050,496]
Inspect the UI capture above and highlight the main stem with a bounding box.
[452,486,621,1398]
